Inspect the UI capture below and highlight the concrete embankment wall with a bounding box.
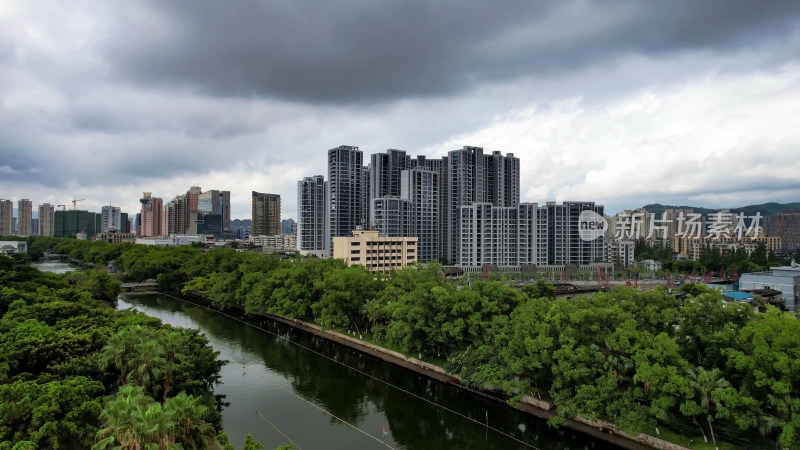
[253,310,686,450]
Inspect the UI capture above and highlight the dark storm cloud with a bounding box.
[106,0,800,103]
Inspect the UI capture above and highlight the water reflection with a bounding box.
[120,293,610,450]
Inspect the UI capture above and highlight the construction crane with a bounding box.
[71,198,85,210]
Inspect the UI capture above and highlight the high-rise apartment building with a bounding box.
[100,205,122,232]
[297,175,327,257]
[38,203,55,236]
[442,147,520,264]
[166,186,201,236]
[252,191,281,236]
[197,190,231,238]
[16,199,32,236]
[369,149,410,203]
[328,145,364,254]
[139,193,163,237]
[0,200,12,236]
[400,167,440,262]
[546,201,605,265]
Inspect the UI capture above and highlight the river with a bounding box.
[30,260,78,274]
[118,293,612,450]
[33,262,612,449]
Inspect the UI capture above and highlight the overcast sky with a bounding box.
[2,1,799,220]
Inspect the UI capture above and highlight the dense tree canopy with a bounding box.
[0,254,224,449]
[16,235,800,448]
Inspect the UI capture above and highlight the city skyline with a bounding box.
[1,2,800,219]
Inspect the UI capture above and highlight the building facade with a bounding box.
[94,229,137,243]
[252,191,281,236]
[740,266,800,312]
[333,230,417,273]
[38,203,55,236]
[400,167,440,262]
[546,201,605,265]
[0,200,12,236]
[16,199,32,236]
[197,190,231,238]
[55,210,99,238]
[766,211,800,251]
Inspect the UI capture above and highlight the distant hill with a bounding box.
[642,202,800,217]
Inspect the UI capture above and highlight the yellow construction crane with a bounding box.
[71,198,85,210]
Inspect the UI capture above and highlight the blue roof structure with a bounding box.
[724,292,754,302]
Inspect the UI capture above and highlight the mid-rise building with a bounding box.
[197,190,231,238]
[328,145,364,254]
[0,200,12,236]
[16,199,32,236]
[100,205,122,232]
[31,218,39,236]
[333,230,418,273]
[546,201,605,265]
[298,175,327,256]
[371,197,412,238]
[252,192,281,236]
[139,193,163,237]
[38,203,55,236]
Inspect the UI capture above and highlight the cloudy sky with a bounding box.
[2,1,800,219]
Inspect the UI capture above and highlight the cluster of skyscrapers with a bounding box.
[0,198,100,238]
[298,145,605,266]
[139,187,234,239]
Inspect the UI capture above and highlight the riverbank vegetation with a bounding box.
[20,236,800,448]
[0,254,225,449]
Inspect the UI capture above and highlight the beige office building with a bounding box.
[39,203,55,236]
[333,230,418,273]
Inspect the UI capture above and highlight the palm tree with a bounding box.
[159,331,185,404]
[129,340,166,394]
[759,394,800,449]
[688,366,729,450]
[93,385,150,449]
[165,392,214,449]
[99,326,148,386]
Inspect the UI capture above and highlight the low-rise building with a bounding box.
[135,235,202,247]
[94,229,137,244]
[739,266,800,312]
[0,240,27,255]
[639,259,663,272]
[250,234,298,252]
[333,230,417,273]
